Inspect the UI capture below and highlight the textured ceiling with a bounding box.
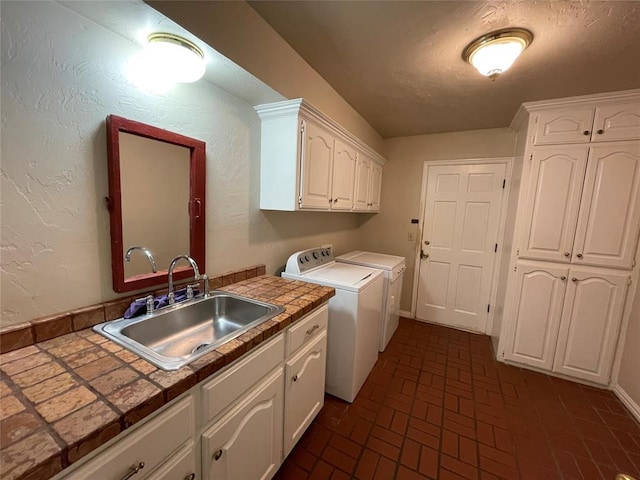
[248,1,640,138]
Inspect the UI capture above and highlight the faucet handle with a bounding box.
[186,284,195,300]
[202,274,210,297]
[168,292,175,305]
[134,294,155,315]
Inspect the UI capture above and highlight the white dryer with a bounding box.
[336,251,406,352]
[283,247,383,403]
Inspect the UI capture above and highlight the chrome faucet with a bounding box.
[167,255,200,305]
[125,246,157,273]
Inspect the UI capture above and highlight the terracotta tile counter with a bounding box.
[0,276,334,480]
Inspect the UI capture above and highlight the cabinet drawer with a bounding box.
[286,305,328,356]
[146,441,196,480]
[202,334,284,423]
[62,395,194,480]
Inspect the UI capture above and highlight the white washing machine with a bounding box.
[283,247,383,403]
[336,251,406,352]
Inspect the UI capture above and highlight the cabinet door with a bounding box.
[519,145,589,262]
[534,107,595,145]
[300,120,334,210]
[592,102,640,142]
[553,268,629,384]
[504,262,568,371]
[202,369,284,480]
[332,140,356,211]
[284,330,327,456]
[572,142,640,268]
[353,154,371,211]
[368,162,383,211]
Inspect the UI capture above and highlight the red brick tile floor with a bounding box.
[274,318,640,480]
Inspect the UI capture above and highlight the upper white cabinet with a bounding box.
[534,100,640,145]
[255,99,385,212]
[519,141,640,268]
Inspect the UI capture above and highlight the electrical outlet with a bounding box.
[408,232,415,242]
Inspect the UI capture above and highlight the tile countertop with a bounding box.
[0,276,334,480]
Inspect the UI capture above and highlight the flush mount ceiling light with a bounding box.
[146,33,206,83]
[462,28,533,80]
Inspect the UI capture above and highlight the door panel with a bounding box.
[300,121,334,209]
[592,103,640,142]
[353,154,370,211]
[416,163,505,332]
[572,142,640,268]
[534,107,594,145]
[553,268,628,384]
[332,140,356,210]
[519,146,589,263]
[504,263,568,370]
[369,162,383,211]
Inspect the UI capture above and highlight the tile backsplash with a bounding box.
[0,265,266,354]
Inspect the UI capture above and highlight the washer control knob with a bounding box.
[313,252,318,259]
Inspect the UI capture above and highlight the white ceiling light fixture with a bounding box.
[462,28,533,80]
[146,33,206,83]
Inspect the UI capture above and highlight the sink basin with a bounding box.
[94,291,284,371]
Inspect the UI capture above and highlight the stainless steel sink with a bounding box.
[94,291,284,371]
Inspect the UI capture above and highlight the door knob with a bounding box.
[420,250,429,260]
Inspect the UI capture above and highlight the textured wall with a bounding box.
[361,128,517,313]
[0,1,361,327]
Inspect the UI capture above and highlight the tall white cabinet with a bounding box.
[255,99,385,212]
[503,91,640,386]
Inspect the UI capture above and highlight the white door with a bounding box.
[331,140,356,211]
[504,262,568,370]
[553,267,629,385]
[202,369,283,480]
[416,163,506,332]
[284,331,326,456]
[572,141,640,268]
[353,154,370,211]
[300,121,334,209]
[519,145,589,263]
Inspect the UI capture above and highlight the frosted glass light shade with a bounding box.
[146,33,205,83]
[463,28,533,79]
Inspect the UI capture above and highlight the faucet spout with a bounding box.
[125,246,157,273]
[167,255,200,304]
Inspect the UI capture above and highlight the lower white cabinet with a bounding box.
[201,368,284,480]
[505,261,629,384]
[284,329,327,455]
[57,395,195,480]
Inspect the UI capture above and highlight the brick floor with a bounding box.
[274,317,640,479]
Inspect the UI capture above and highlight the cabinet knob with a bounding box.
[424,240,430,245]
[572,277,578,282]
[214,449,224,461]
[292,374,298,382]
[121,462,145,480]
[185,474,196,480]
[333,198,338,203]
[583,130,590,136]
[329,198,333,204]
[597,129,604,134]
[560,276,567,281]
[576,253,583,258]
[564,252,570,257]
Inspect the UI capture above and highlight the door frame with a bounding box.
[410,157,514,335]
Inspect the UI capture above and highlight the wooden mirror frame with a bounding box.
[106,114,206,292]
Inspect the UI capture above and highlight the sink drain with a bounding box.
[192,343,211,354]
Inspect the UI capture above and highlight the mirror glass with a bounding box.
[107,115,206,292]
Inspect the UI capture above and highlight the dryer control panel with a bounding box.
[284,247,334,275]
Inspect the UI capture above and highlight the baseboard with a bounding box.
[399,310,413,319]
[613,384,640,424]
